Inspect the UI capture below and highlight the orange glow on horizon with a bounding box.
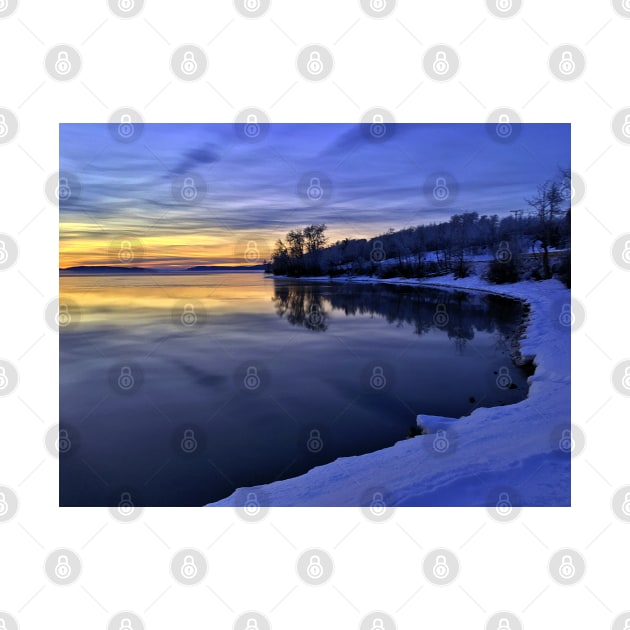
[60,220,376,269]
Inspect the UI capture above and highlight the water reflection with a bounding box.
[60,274,530,507]
[272,280,524,354]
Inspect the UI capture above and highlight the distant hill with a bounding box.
[60,264,266,275]
[60,266,154,274]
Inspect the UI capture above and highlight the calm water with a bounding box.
[60,273,529,506]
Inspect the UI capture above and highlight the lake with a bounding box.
[59,272,530,507]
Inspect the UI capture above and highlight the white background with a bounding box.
[1,0,629,628]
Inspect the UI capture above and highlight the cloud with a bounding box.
[171,142,221,175]
[59,122,571,267]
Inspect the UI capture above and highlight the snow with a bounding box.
[209,274,571,507]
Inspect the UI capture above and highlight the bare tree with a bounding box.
[526,181,564,279]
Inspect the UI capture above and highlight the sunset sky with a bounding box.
[59,122,570,269]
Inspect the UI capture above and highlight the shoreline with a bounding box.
[208,273,571,507]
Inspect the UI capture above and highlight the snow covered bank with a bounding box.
[209,275,570,507]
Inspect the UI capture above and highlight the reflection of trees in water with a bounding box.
[272,281,524,347]
[272,284,329,332]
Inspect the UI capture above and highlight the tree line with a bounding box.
[266,170,571,286]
